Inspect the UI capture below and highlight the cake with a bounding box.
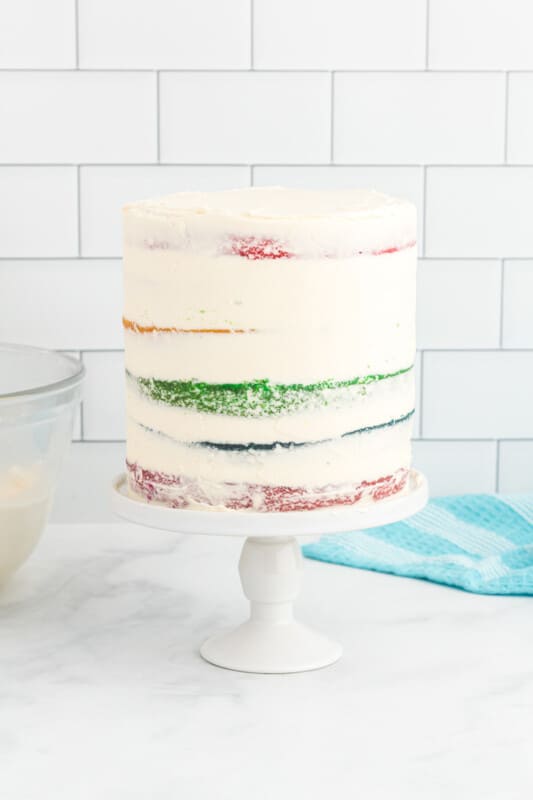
[123,187,416,512]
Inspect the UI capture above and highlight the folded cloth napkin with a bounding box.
[303,494,533,595]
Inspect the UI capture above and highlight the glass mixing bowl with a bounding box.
[0,344,84,582]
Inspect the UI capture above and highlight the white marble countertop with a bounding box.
[1,523,533,799]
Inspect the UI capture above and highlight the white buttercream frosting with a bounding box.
[123,247,416,382]
[126,418,413,488]
[125,186,409,219]
[123,186,416,259]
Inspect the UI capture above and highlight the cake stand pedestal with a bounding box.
[111,471,428,674]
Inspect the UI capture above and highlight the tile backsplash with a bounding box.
[1,0,532,520]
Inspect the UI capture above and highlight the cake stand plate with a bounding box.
[111,471,428,674]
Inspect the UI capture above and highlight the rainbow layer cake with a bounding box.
[123,187,416,512]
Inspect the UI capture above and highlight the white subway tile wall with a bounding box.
[0,72,157,163]
[412,441,498,495]
[507,74,533,163]
[82,351,126,441]
[499,442,533,492]
[0,0,76,68]
[0,260,122,349]
[502,261,533,347]
[159,72,331,163]
[425,168,533,258]
[423,352,533,439]
[254,0,427,70]
[0,0,530,521]
[334,73,506,165]
[0,167,78,257]
[413,352,422,439]
[78,0,251,70]
[428,0,533,70]
[417,260,502,349]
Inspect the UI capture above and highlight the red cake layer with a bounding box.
[221,236,417,260]
[223,236,295,260]
[139,236,416,260]
[126,461,408,513]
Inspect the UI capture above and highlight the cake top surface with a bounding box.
[124,186,412,221]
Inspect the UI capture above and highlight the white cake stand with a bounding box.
[111,470,428,674]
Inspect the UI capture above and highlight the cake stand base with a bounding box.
[112,470,428,674]
[201,535,342,673]
[201,620,342,674]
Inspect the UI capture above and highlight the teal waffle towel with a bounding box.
[303,494,533,595]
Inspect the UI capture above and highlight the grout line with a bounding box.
[425,0,431,69]
[413,437,533,443]
[412,437,514,443]
[78,349,125,354]
[249,164,255,185]
[504,71,510,162]
[74,0,79,68]
[250,0,254,69]
[495,440,501,491]
[0,68,522,74]
[418,351,424,438]
[411,436,490,444]
[499,259,506,346]
[413,348,533,353]
[78,439,126,444]
[78,347,124,353]
[418,256,514,262]
[4,163,533,168]
[156,71,161,162]
[76,165,82,256]
[79,351,85,440]
[330,72,335,163]
[422,166,428,257]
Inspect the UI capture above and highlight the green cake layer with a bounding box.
[130,365,413,417]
